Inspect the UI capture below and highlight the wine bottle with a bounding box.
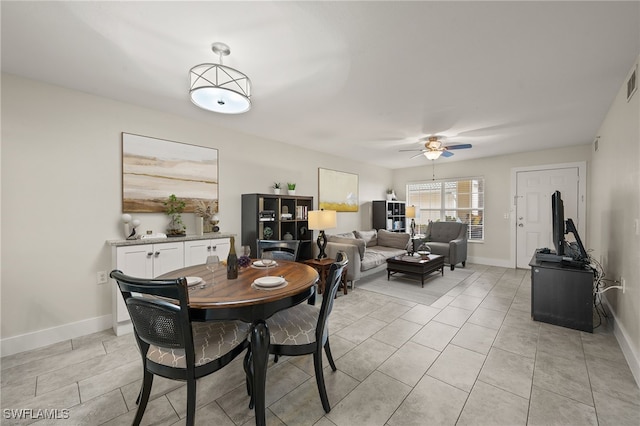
[227,236,238,279]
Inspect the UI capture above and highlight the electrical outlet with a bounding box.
[97,271,108,285]
[621,277,626,294]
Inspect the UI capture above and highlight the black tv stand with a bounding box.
[529,254,594,332]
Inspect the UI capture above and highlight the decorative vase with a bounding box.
[386,194,393,201]
[288,189,296,196]
[167,218,185,237]
[195,217,204,236]
[274,188,281,195]
[283,232,293,240]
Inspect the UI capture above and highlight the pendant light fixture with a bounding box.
[189,42,251,114]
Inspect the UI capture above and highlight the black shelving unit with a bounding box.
[241,193,314,260]
[372,200,406,232]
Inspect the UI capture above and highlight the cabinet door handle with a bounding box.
[207,246,212,250]
[147,252,153,257]
[211,245,217,251]
[154,251,160,257]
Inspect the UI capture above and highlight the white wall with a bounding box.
[0,73,392,352]
[392,146,592,267]
[589,56,640,382]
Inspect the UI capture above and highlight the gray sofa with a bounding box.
[422,221,468,270]
[324,229,410,285]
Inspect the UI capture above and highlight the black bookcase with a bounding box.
[372,200,406,232]
[241,193,314,261]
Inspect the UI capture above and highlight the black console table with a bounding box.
[529,255,594,332]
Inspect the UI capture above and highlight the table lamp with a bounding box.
[406,205,416,239]
[308,209,337,259]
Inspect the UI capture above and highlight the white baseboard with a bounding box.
[1,314,112,357]
[602,297,640,388]
[467,256,513,269]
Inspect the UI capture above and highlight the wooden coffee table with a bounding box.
[387,254,445,287]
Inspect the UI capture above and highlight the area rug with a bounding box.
[356,267,475,306]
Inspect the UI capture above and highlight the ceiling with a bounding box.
[2,1,639,169]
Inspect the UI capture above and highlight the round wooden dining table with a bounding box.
[157,260,319,426]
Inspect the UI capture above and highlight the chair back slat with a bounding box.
[257,240,300,261]
[316,252,348,343]
[126,298,185,349]
[110,270,192,353]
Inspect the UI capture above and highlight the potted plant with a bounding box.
[287,182,296,195]
[164,194,186,237]
[273,182,281,195]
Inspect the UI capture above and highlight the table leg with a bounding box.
[251,320,269,426]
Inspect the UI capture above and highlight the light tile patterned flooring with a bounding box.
[2,264,639,425]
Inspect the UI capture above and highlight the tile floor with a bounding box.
[2,264,639,425]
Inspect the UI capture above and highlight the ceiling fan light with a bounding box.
[424,150,442,160]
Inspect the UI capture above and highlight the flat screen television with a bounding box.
[551,190,589,262]
[551,190,565,256]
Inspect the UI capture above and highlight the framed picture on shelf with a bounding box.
[318,168,359,212]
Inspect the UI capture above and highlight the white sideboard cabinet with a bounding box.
[184,238,230,266]
[108,234,234,335]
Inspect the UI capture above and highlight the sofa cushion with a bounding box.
[327,235,365,260]
[360,249,388,271]
[355,230,377,247]
[362,246,408,271]
[334,232,357,239]
[377,229,410,250]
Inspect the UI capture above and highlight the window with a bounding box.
[406,178,484,241]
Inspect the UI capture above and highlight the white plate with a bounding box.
[186,276,202,287]
[251,281,287,291]
[254,276,285,288]
[252,260,277,268]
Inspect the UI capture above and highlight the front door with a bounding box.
[515,166,581,268]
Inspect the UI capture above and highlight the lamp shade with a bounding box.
[406,206,416,218]
[424,150,442,160]
[308,210,337,230]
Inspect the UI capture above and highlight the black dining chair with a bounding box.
[256,239,300,261]
[110,270,250,426]
[259,252,348,412]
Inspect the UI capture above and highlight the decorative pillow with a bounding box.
[376,229,410,249]
[327,235,365,260]
[354,230,377,247]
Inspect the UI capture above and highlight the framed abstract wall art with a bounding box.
[318,168,359,212]
[122,133,218,213]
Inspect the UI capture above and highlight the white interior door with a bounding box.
[515,167,581,268]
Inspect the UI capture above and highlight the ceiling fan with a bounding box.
[399,136,472,160]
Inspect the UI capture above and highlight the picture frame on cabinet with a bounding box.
[122,132,219,213]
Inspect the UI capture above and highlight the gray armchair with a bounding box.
[424,222,468,270]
